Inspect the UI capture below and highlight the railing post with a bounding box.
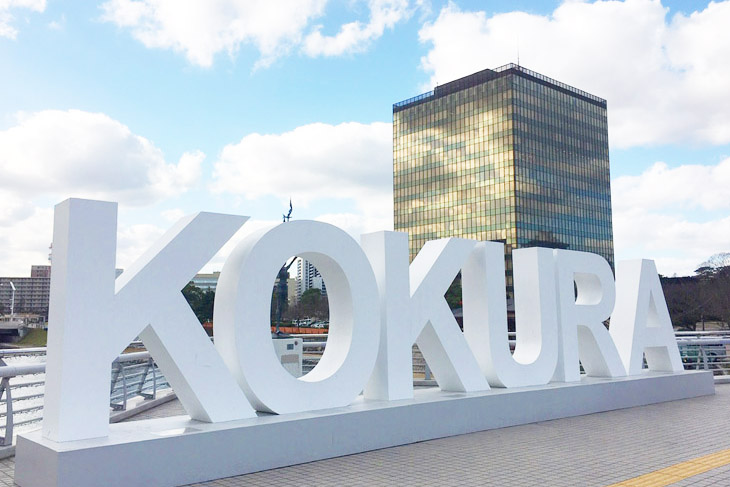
[0,376,13,447]
[110,362,120,396]
[120,364,128,411]
[150,360,157,400]
[137,360,151,398]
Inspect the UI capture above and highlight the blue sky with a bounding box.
[1,0,729,277]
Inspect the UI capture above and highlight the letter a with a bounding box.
[609,259,683,375]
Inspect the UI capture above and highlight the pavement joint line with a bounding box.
[606,448,730,487]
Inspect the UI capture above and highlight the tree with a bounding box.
[661,252,730,330]
[698,252,730,272]
[182,282,215,324]
[661,276,703,330]
[444,273,462,310]
[297,288,329,321]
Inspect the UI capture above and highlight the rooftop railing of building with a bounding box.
[393,63,605,112]
[392,89,435,110]
[495,63,605,104]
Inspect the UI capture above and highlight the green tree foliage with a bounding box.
[444,273,462,310]
[297,288,329,321]
[182,282,215,323]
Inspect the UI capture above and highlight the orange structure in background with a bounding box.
[202,321,326,336]
[270,326,326,334]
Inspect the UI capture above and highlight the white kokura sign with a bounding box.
[14,198,712,487]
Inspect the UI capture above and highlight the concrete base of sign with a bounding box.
[15,370,713,487]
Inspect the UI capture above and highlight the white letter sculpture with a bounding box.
[214,221,380,414]
[16,197,712,487]
[462,243,559,387]
[362,235,489,396]
[553,250,625,381]
[609,259,684,375]
[43,199,255,442]
[408,238,490,392]
[361,231,413,401]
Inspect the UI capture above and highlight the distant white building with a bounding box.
[296,258,326,299]
[192,272,220,292]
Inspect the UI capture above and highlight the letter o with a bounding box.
[214,220,380,414]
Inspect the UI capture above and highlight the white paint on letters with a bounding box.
[409,238,490,393]
[38,197,687,452]
[43,199,255,443]
[361,231,414,401]
[553,250,626,381]
[214,221,380,414]
[463,243,559,387]
[610,259,684,375]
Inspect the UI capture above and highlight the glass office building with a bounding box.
[393,64,613,294]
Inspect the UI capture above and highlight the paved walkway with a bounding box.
[4,384,730,486]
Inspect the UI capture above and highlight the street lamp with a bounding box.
[8,281,15,318]
[0,281,15,317]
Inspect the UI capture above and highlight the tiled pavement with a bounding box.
[4,384,730,486]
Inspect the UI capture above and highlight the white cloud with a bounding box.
[314,211,393,240]
[0,205,52,276]
[418,1,730,148]
[211,121,393,223]
[612,158,730,276]
[0,0,45,39]
[0,188,34,226]
[303,0,410,57]
[161,208,186,222]
[0,109,203,205]
[114,221,165,271]
[47,13,65,31]
[100,0,328,68]
[613,209,730,277]
[612,159,730,213]
[202,218,281,273]
[100,0,412,67]
[0,109,204,277]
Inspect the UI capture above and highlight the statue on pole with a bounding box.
[274,200,294,336]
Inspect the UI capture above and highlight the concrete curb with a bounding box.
[0,445,14,460]
[109,392,178,423]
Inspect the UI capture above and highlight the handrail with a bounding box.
[0,348,47,356]
[0,347,170,447]
[676,330,730,337]
[0,351,152,377]
[677,338,730,345]
[114,351,152,363]
[0,332,727,448]
[0,363,45,377]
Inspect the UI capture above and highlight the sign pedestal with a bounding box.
[15,370,714,487]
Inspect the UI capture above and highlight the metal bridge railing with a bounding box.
[1,331,729,447]
[0,348,170,447]
[675,332,730,376]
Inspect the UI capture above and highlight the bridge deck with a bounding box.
[3,384,730,486]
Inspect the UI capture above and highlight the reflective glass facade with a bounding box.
[393,64,613,293]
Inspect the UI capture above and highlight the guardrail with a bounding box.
[110,351,168,411]
[1,331,729,448]
[0,348,170,447]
